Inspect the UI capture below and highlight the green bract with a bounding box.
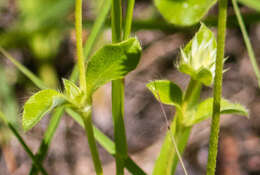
[154,0,216,26]
[178,23,217,86]
[86,37,142,96]
[22,89,64,131]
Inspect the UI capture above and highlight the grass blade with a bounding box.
[0,64,18,126]
[29,106,64,175]
[0,110,48,175]
[0,48,47,90]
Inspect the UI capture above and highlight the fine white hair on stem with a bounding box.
[153,81,189,175]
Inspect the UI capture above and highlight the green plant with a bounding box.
[147,23,248,175]
[0,0,256,174]
[2,0,143,174]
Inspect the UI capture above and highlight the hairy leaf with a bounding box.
[86,37,142,96]
[154,0,216,26]
[22,89,65,131]
[185,98,249,126]
[146,80,183,108]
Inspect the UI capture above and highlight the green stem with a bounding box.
[75,0,86,92]
[123,0,135,40]
[112,79,127,175]
[111,0,122,43]
[170,126,191,175]
[0,111,48,175]
[81,108,103,175]
[153,79,201,175]
[29,106,64,175]
[232,0,260,87]
[70,0,111,83]
[206,0,228,174]
[183,79,202,109]
[111,0,128,175]
[152,112,191,175]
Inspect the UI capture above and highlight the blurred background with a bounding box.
[0,0,260,174]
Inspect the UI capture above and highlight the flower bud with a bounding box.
[177,23,217,86]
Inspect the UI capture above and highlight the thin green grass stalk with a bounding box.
[0,48,47,90]
[123,0,135,40]
[206,0,228,174]
[70,0,111,83]
[81,109,103,175]
[75,0,86,92]
[111,0,128,174]
[0,111,48,175]
[232,0,260,87]
[29,106,64,175]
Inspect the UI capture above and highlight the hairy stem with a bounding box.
[70,0,111,83]
[81,108,103,175]
[152,79,201,175]
[75,0,86,92]
[206,0,228,174]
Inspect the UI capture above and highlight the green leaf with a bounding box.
[154,0,216,26]
[146,80,183,108]
[86,37,142,96]
[185,98,249,126]
[22,89,65,131]
[238,0,260,12]
[62,79,83,103]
